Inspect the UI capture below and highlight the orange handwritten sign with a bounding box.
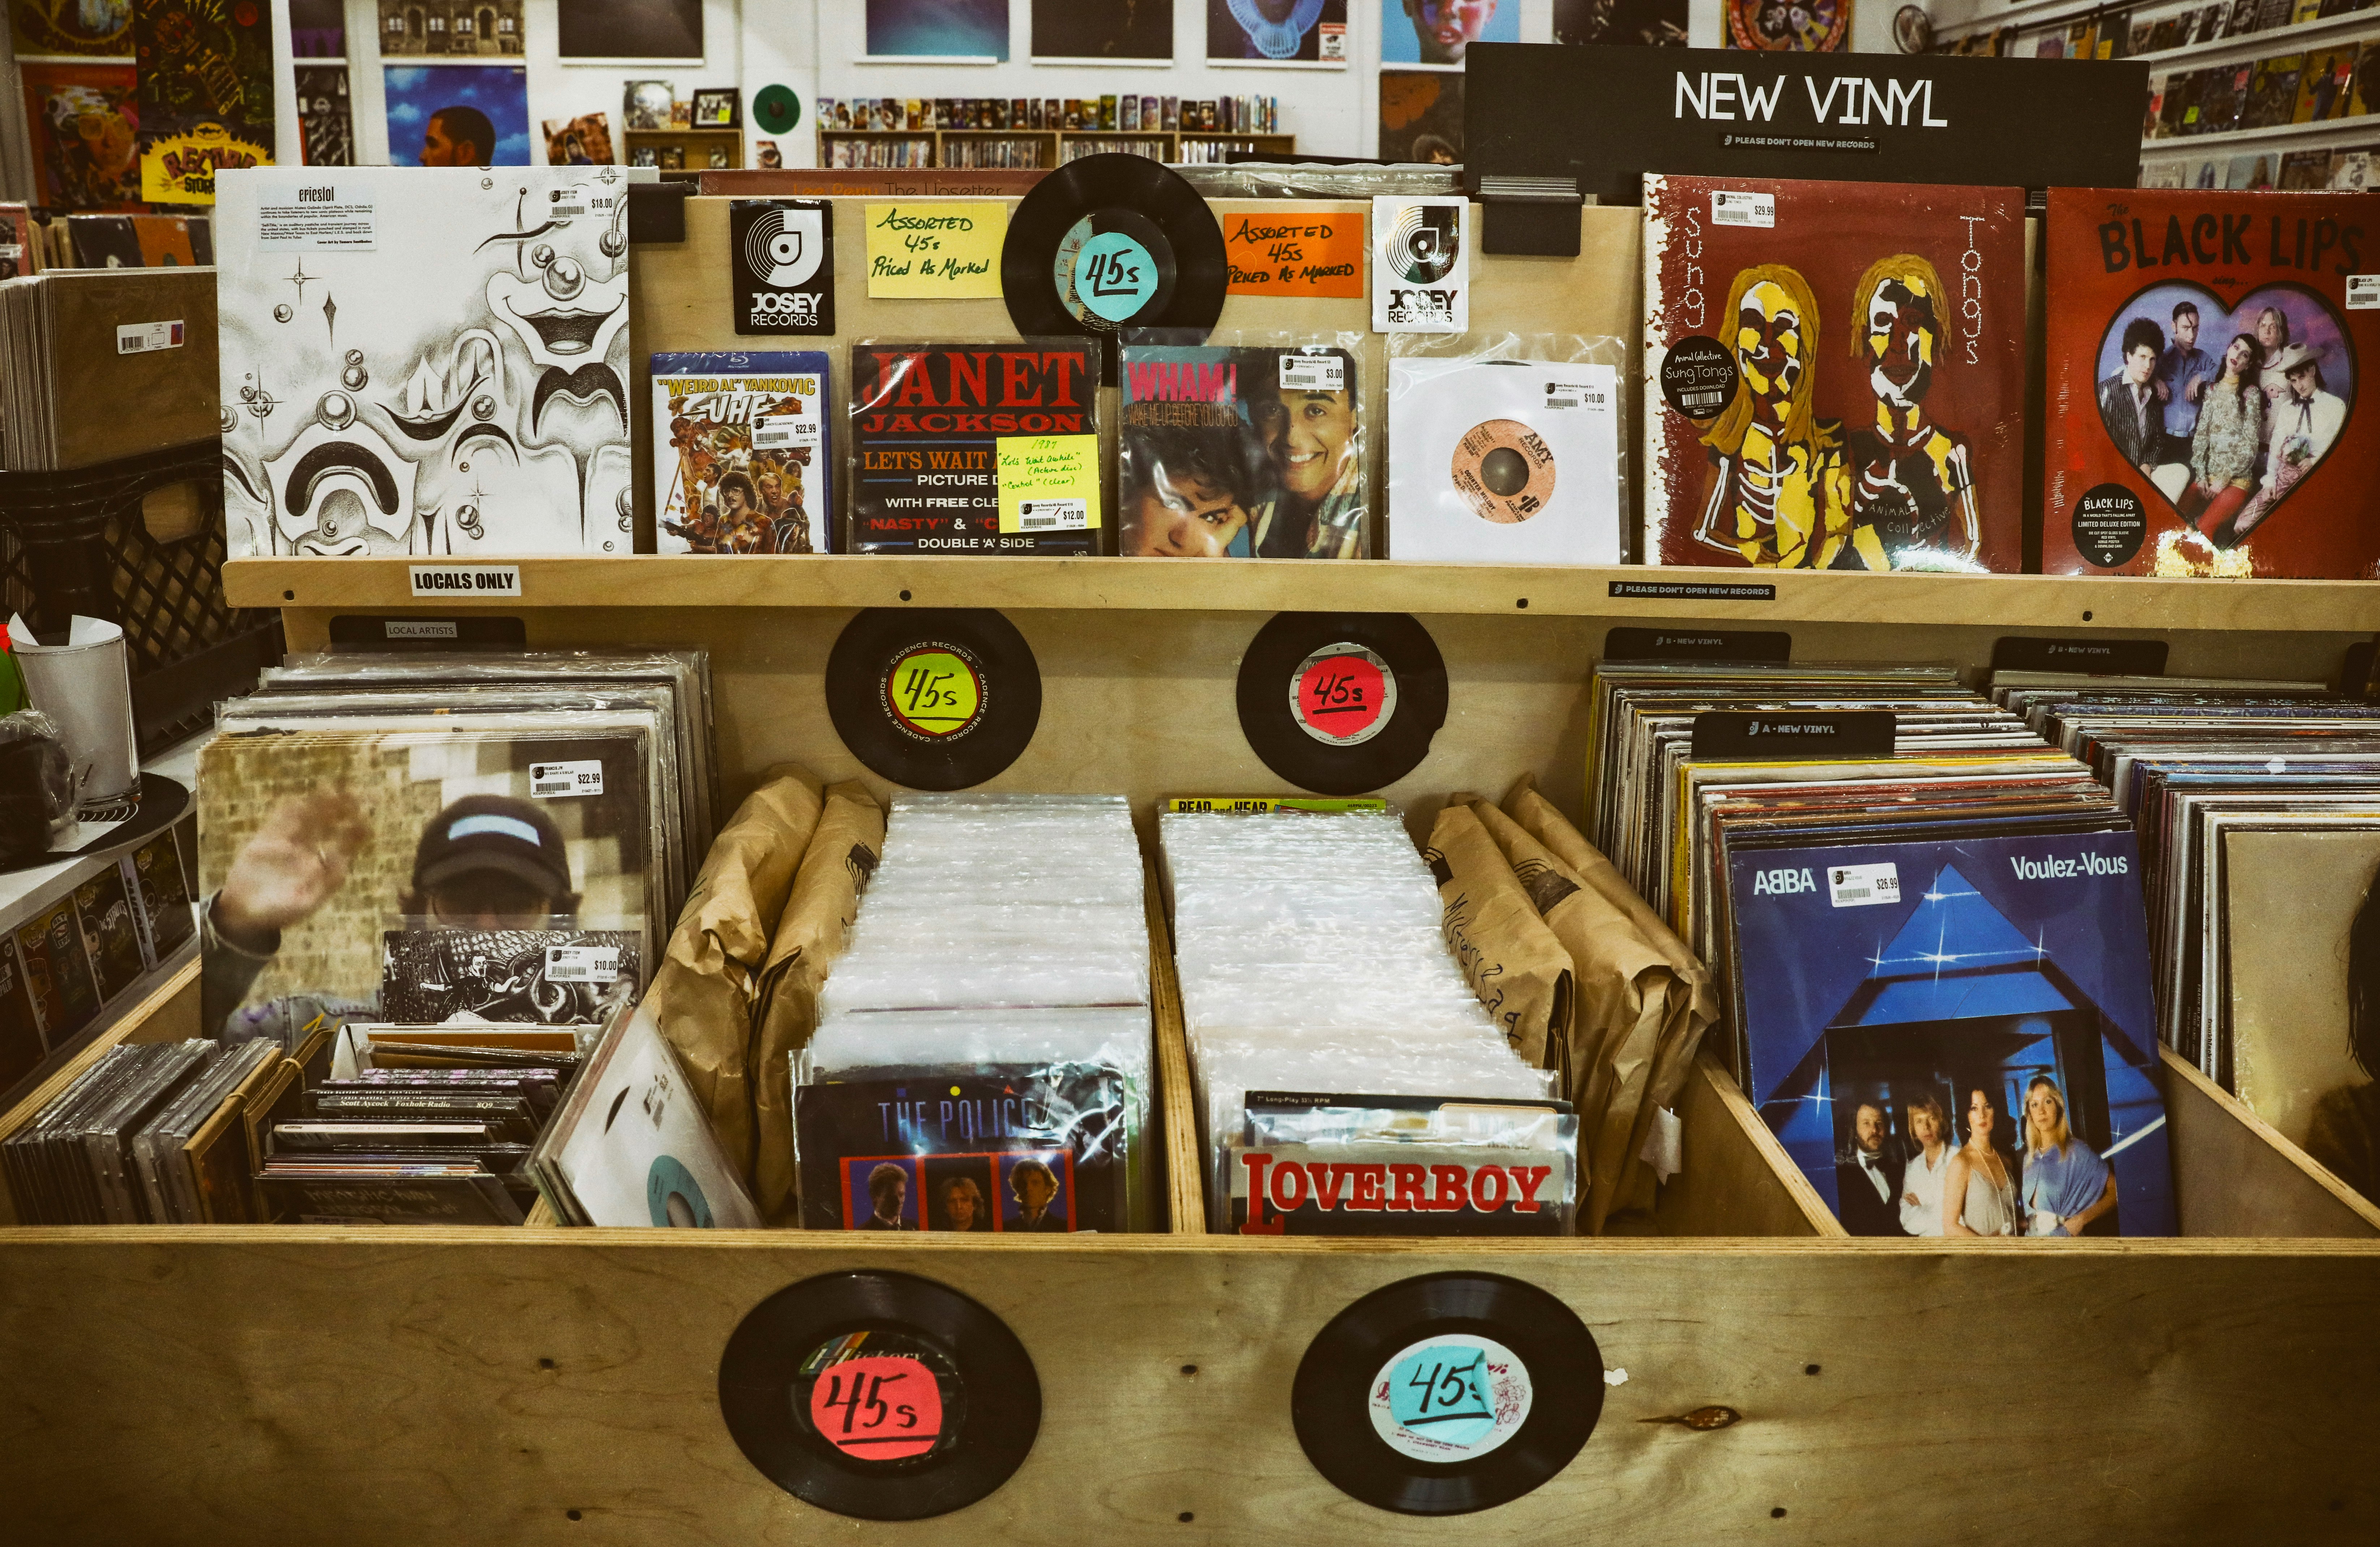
[1222,207,1366,298]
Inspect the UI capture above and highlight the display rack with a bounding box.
[3,198,2376,1545]
[817,127,1295,167]
[626,126,745,170]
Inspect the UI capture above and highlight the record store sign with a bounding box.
[1466,43,2148,207]
[865,203,1007,298]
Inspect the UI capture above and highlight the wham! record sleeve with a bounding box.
[1118,344,1367,558]
[215,167,634,557]
[1732,828,2176,1238]
[651,352,831,554]
[1642,174,2027,572]
[2043,187,2379,579]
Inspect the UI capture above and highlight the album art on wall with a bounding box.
[296,66,354,168]
[134,0,275,205]
[2043,188,2376,579]
[652,352,832,554]
[866,0,1011,59]
[1723,0,1851,50]
[290,0,344,56]
[1033,0,1173,58]
[10,0,133,56]
[215,167,634,556]
[1118,344,1368,558]
[622,80,673,131]
[18,63,141,211]
[1642,173,2027,572]
[1377,69,1461,164]
[1380,0,1517,66]
[384,65,532,166]
[1552,0,1687,45]
[544,113,616,166]
[557,0,702,59]
[376,0,522,56]
[1735,829,2177,1239]
[1208,0,1348,63]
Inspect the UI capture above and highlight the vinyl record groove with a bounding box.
[1002,153,1227,370]
[826,608,1042,790]
[1291,1272,1603,1516]
[1237,612,1448,795]
[718,1270,1042,1520]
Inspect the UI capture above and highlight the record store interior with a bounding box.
[4,0,2380,1541]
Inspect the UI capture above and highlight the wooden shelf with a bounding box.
[222,556,2380,633]
[2143,112,2380,154]
[2139,8,2380,68]
[627,127,741,137]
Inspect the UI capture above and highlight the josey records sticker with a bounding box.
[1372,195,1468,333]
[1369,1334,1533,1464]
[732,199,835,335]
[1291,644,1397,747]
[1659,336,1738,420]
[797,1331,965,1465]
[1827,862,1901,909]
[884,642,987,742]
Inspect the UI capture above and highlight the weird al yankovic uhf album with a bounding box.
[214,167,634,557]
[1642,174,2027,572]
[651,352,831,554]
[2043,188,2379,579]
[848,340,1103,554]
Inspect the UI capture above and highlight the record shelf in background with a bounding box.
[815,127,1296,169]
[626,126,745,171]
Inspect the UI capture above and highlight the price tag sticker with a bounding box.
[1369,1334,1532,1463]
[752,412,820,450]
[1827,861,1901,909]
[543,945,621,983]
[996,433,1100,534]
[1279,353,1346,391]
[1290,643,1398,748]
[116,320,185,354]
[530,759,604,798]
[1712,190,1775,228]
[2349,275,2380,310]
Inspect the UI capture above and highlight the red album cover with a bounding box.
[1641,174,2027,572]
[2043,187,2376,578]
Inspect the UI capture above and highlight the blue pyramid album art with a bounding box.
[1732,829,2175,1238]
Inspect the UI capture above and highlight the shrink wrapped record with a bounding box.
[718,1270,1041,1520]
[1236,612,1447,795]
[1388,356,1624,564]
[1002,153,1227,372]
[1291,1272,1603,1515]
[826,609,1043,791]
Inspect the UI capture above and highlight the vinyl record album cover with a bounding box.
[72,865,147,1000]
[1119,344,1366,558]
[0,939,44,1088]
[2042,187,2377,578]
[11,0,134,56]
[215,167,633,557]
[376,0,522,55]
[1207,0,1347,62]
[1387,354,1621,564]
[134,0,274,205]
[296,65,354,167]
[1734,828,2176,1238]
[1380,0,1517,65]
[652,352,830,553]
[1642,173,2027,572]
[848,341,1101,553]
[1377,70,1462,165]
[383,64,531,166]
[14,898,99,1045]
[1033,0,1174,58]
[379,928,641,1024]
[18,62,141,212]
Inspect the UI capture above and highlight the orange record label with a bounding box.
[1222,208,1365,298]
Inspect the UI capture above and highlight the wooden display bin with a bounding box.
[4,201,2378,1545]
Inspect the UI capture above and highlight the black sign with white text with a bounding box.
[1691,711,1895,761]
[731,198,836,336]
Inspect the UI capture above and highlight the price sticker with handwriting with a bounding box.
[1291,642,1397,748]
[1370,1334,1533,1463]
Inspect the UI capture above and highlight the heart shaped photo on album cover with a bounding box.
[2090,280,2356,551]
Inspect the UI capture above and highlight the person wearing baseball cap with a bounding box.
[203,790,581,1033]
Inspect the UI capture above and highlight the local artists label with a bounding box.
[1369,1335,1533,1464]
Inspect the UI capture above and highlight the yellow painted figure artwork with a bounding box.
[1694,264,1850,568]
[1841,253,1980,570]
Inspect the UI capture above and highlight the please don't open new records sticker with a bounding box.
[1237,612,1448,795]
[826,608,1043,790]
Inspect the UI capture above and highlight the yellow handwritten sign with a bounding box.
[865,202,1007,298]
[996,433,1101,534]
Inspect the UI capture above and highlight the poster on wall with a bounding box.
[557,0,702,60]
[1207,0,1347,63]
[1723,0,1851,51]
[545,113,617,165]
[376,0,524,57]
[1378,69,1461,162]
[290,0,343,56]
[296,64,354,167]
[384,64,532,166]
[866,0,1011,59]
[1380,0,1517,66]
[9,0,134,57]
[133,0,275,206]
[1551,0,1685,45]
[1032,0,1171,59]
[19,63,141,211]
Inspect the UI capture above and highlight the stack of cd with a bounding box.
[2,1039,271,1224]
[1158,805,1566,1234]
[794,794,1155,1233]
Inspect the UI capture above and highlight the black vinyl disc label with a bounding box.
[2071,482,2148,569]
[1239,613,1447,795]
[828,609,1041,790]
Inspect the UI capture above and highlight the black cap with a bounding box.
[411,794,574,900]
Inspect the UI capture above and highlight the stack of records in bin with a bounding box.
[795,794,1156,1234]
[2,1039,275,1224]
[1590,657,2178,1239]
[1158,801,1571,1236]
[1987,672,2380,1158]
[528,1006,762,1228]
[0,266,218,470]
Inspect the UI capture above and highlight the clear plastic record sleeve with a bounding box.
[536,1005,761,1229]
[1226,1091,1579,1237]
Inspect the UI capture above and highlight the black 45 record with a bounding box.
[719,1270,1042,1521]
[826,608,1042,790]
[1002,153,1227,376]
[1292,1272,1604,1516]
[1238,612,1448,795]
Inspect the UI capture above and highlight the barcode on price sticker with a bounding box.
[1711,191,1775,228]
[2349,275,2380,310]
[1280,354,1345,391]
[754,413,820,450]
[1679,389,1725,411]
[1017,498,1088,531]
[116,320,185,354]
[1828,862,1900,909]
[544,945,621,983]
[530,759,605,798]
